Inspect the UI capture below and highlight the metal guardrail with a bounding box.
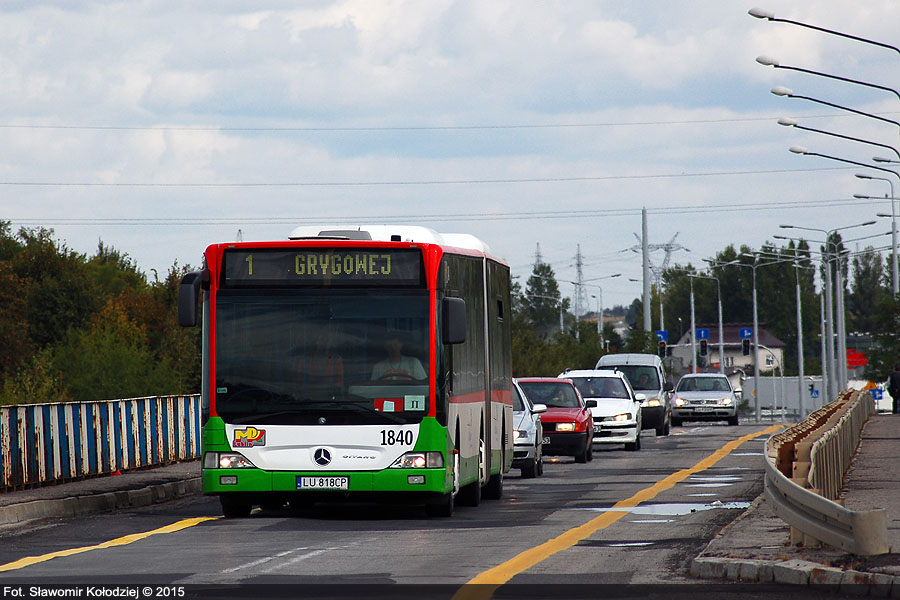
[1,395,201,491]
[764,389,887,556]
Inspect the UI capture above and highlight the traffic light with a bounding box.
[658,340,667,358]
[742,338,751,356]
[699,339,708,356]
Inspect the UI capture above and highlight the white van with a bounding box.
[594,353,673,436]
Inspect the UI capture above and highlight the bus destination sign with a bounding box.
[222,249,423,286]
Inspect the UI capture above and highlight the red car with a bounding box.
[516,378,593,463]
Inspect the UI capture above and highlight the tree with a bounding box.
[849,248,887,333]
[523,263,567,335]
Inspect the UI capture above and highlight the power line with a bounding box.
[1,111,896,133]
[8,194,888,226]
[0,166,855,188]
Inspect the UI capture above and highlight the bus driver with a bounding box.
[371,333,426,381]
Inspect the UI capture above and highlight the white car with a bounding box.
[559,369,644,451]
[672,373,739,426]
[511,379,546,478]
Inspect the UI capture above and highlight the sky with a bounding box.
[2,1,899,312]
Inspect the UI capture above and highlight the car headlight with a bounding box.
[513,429,529,441]
[390,452,444,469]
[613,413,632,422]
[647,397,660,407]
[673,397,686,407]
[720,397,734,406]
[556,422,576,432]
[205,452,256,469]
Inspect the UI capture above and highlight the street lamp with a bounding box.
[772,87,900,132]
[688,273,725,375]
[777,117,900,162]
[748,8,900,56]
[779,220,877,396]
[576,274,621,347]
[854,174,898,295]
[758,56,900,106]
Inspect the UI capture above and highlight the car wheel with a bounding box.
[586,441,593,462]
[522,456,537,479]
[656,416,670,436]
[536,443,544,476]
[671,417,682,427]
[624,434,641,452]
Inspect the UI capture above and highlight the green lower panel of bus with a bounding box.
[203,467,449,494]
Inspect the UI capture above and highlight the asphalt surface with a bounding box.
[2,415,899,595]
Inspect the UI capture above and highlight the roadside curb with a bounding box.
[690,556,900,597]
[0,477,202,527]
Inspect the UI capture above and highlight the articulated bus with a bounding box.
[178,226,512,517]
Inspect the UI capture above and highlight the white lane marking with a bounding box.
[222,547,309,573]
[689,475,742,481]
[260,548,331,573]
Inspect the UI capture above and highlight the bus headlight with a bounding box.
[390,452,444,469]
[556,422,576,432]
[204,452,256,469]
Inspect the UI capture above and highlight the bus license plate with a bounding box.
[298,476,349,490]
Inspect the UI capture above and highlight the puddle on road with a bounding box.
[606,542,655,547]
[578,501,751,516]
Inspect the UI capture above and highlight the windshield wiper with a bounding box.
[302,399,408,425]
[229,410,305,424]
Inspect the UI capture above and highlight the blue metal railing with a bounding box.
[1,395,201,491]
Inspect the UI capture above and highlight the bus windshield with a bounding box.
[214,289,430,425]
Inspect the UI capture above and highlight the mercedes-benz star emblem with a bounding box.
[313,448,332,466]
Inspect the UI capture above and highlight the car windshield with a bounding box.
[215,289,430,425]
[513,386,526,412]
[568,377,629,399]
[609,365,660,391]
[518,381,581,408]
[677,377,731,392]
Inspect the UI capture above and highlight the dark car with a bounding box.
[516,378,594,463]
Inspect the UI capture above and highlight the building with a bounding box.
[668,322,787,383]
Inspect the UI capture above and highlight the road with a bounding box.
[0,423,818,598]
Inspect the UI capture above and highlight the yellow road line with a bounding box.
[454,424,782,599]
[0,516,220,572]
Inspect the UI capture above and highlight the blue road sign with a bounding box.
[810,390,820,399]
[655,330,668,342]
[872,389,884,401]
[739,327,753,339]
[695,328,709,340]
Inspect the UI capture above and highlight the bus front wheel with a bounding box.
[220,495,252,518]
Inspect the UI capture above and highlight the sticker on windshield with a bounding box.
[233,427,266,448]
[375,398,402,412]
[217,387,228,394]
[405,395,426,411]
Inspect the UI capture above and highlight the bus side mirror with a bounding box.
[178,270,208,327]
[442,297,466,344]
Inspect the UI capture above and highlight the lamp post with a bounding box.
[689,273,724,375]
[854,174,898,296]
[748,8,900,56]
[779,220,877,397]
[789,146,900,293]
[577,274,621,347]
[777,118,900,161]
[772,87,900,133]
[758,57,900,107]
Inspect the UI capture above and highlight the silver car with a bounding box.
[672,373,739,426]
[512,379,546,478]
